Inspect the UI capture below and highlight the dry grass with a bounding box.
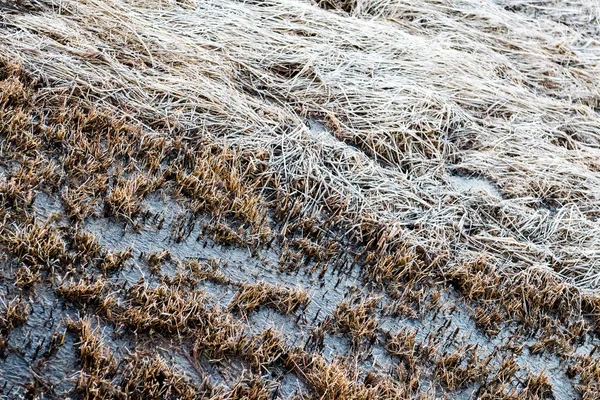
[105,172,163,220]
[120,352,198,400]
[119,280,208,335]
[0,0,600,398]
[331,296,379,348]
[14,264,40,288]
[434,345,490,391]
[58,276,110,306]
[0,296,29,331]
[176,259,230,285]
[13,0,594,292]
[61,176,108,221]
[229,282,309,315]
[568,353,600,399]
[288,353,370,400]
[523,370,553,399]
[70,229,104,265]
[2,222,67,268]
[1,0,598,289]
[67,316,201,400]
[100,247,133,272]
[67,316,116,376]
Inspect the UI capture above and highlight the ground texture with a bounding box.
[1,0,600,399]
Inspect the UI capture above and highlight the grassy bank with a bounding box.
[1,0,600,398]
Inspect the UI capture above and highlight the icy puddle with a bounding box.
[450,174,502,198]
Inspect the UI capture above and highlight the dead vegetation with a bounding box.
[288,353,369,399]
[119,280,208,335]
[523,370,554,399]
[179,259,229,285]
[229,282,309,315]
[434,345,491,391]
[58,276,111,306]
[100,247,133,273]
[0,297,29,332]
[568,353,600,399]
[70,229,104,265]
[66,317,116,376]
[0,0,600,398]
[2,222,67,268]
[331,296,379,348]
[120,353,198,400]
[67,316,200,400]
[14,264,39,288]
[105,172,163,220]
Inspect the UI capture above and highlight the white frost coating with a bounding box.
[2,0,600,289]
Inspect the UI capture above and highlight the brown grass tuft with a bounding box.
[120,280,208,335]
[229,282,309,315]
[1,297,29,331]
[331,296,379,348]
[121,352,197,400]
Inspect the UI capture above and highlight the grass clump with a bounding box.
[100,247,133,272]
[14,264,40,288]
[229,282,309,315]
[105,172,163,220]
[2,222,67,268]
[121,352,197,400]
[0,297,29,332]
[120,280,208,335]
[287,353,369,400]
[70,229,104,265]
[331,296,379,348]
[67,316,116,376]
[58,276,110,306]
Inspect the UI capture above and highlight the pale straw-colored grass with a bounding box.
[2,0,600,288]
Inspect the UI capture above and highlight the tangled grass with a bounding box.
[1,0,600,398]
[2,0,599,289]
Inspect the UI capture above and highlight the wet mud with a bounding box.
[0,187,597,399]
[0,55,599,400]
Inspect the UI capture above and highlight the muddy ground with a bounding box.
[1,0,600,399]
[0,65,598,399]
[3,185,598,399]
